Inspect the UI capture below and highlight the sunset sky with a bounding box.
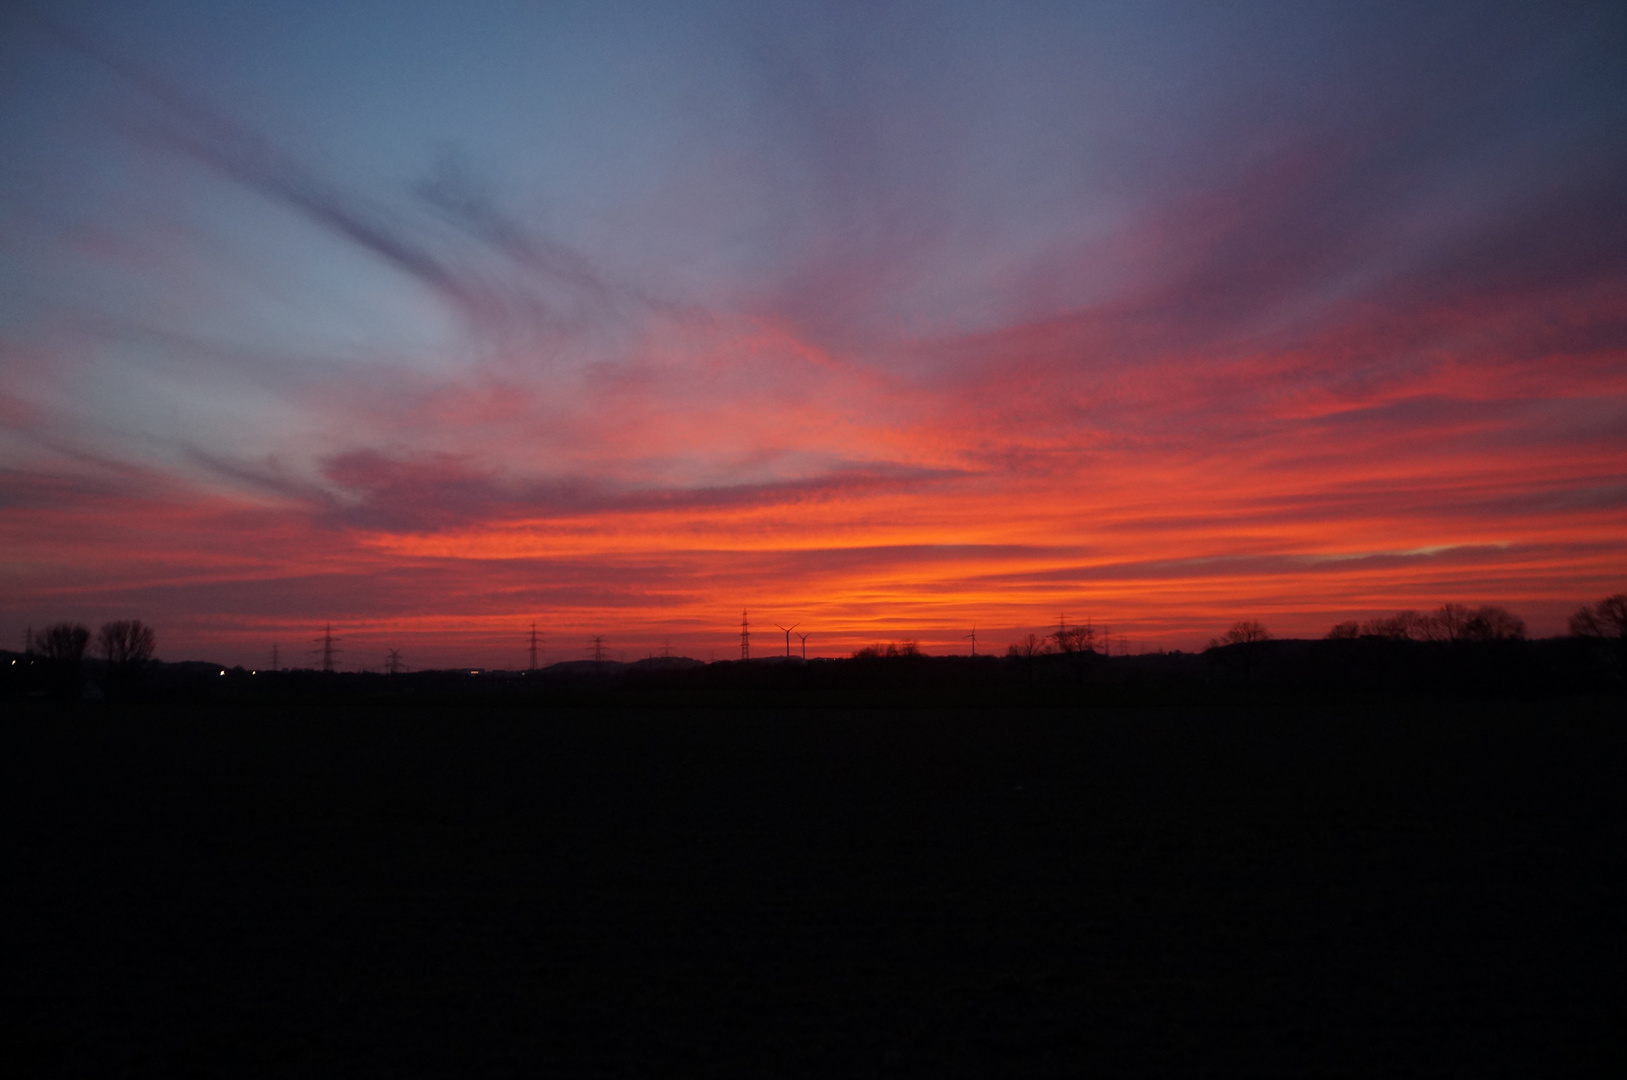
[3,1,1624,668]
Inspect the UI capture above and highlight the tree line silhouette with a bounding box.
[1325,603,1527,643]
[17,620,155,697]
[7,590,1624,703]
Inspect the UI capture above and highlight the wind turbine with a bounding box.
[964,624,978,656]
[775,623,799,658]
[797,631,809,659]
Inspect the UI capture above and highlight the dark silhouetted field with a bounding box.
[5,698,1624,1076]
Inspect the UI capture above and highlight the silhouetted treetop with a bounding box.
[98,620,155,667]
[853,641,920,659]
[1570,593,1627,639]
[1220,621,1271,647]
[34,623,90,664]
[1333,604,1526,643]
[1458,606,1525,642]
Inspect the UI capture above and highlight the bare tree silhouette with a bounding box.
[1050,613,1094,682]
[1213,620,1271,687]
[1347,604,1527,644]
[34,622,91,690]
[97,621,155,692]
[1359,610,1430,640]
[1050,613,1095,655]
[98,620,155,667]
[1569,593,1627,639]
[35,623,90,664]
[1427,603,1476,643]
[1008,632,1049,659]
[1570,592,1627,678]
[1005,632,1049,683]
[1459,606,1526,642]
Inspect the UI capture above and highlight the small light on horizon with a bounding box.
[220,670,226,676]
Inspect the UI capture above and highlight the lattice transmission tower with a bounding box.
[311,624,342,672]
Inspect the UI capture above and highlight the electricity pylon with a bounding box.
[271,643,280,671]
[591,636,606,663]
[385,649,404,675]
[311,624,342,672]
[775,623,798,658]
[740,610,750,660]
[528,622,543,672]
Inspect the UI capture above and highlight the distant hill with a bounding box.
[627,656,705,671]
[543,659,628,675]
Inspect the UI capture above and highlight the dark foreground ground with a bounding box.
[4,698,1625,1077]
